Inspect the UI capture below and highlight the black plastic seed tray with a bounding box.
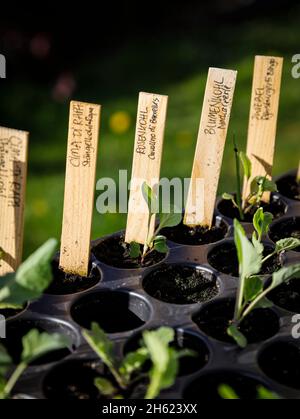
[5,169,300,400]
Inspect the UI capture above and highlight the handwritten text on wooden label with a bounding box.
[184,68,237,228]
[59,101,101,277]
[125,92,168,245]
[243,56,283,202]
[0,128,28,275]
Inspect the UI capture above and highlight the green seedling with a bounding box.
[227,217,300,348]
[218,384,280,400]
[222,138,278,220]
[83,323,193,399]
[0,239,57,310]
[129,182,181,264]
[0,329,69,399]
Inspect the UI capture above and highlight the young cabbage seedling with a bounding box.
[227,218,300,348]
[129,182,181,264]
[0,238,57,310]
[83,323,193,399]
[222,139,278,220]
[0,329,70,399]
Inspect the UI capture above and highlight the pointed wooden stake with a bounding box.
[59,101,101,277]
[242,56,283,203]
[125,92,168,245]
[184,68,237,228]
[0,127,28,275]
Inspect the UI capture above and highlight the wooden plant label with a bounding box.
[125,92,168,244]
[59,101,101,277]
[184,68,237,228]
[243,55,283,202]
[0,127,28,275]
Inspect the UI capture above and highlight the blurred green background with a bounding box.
[0,1,299,257]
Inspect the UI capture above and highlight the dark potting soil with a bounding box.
[183,371,267,400]
[45,261,100,295]
[4,320,74,365]
[268,278,300,313]
[143,265,219,304]
[258,341,300,389]
[269,217,300,252]
[277,175,300,201]
[71,291,149,333]
[161,220,227,246]
[217,196,286,222]
[92,234,165,269]
[193,299,279,344]
[43,360,147,400]
[124,329,209,377]
[208,242,282,277]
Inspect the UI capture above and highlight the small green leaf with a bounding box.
[251,176,278,194]
[82,323,116,372]
[244,276,263,303]
[253,208,273,240]
[21,329,70,364]
[119,347,149,381]
[234,219,262,279]
[142,182,158,214]
[227,325,247,348]
[153,236,168,254]
[275,238,300,253]
[158,206,182,230]
[94,377,116,397]
[252,232,264,255]
[16,239,57,292]
[129,242,141,259]
[257,386,280,400]
[222,193,235,201]
[218,384,239,399]
[239,151,252,180]
[253,297,273,309]
[142,327,178,399]
[270,264,300,290]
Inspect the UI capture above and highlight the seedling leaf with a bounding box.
[222,193,235,201]
[158,206,182,230]
[119,347,149,382]
[94,377,117,397]
[153,236,168,254]
[227,325,247,348]
[142,182,158,215]
[234,219,262,279]
[244,276,263,302]
[239,151,252,180]
[270,264,300,289]
[275,238,300,253]
[253,208,273,240]
[218,384,239,399]
[21,329,70,364]
[129,242,141,259]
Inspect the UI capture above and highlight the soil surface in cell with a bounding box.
[193,299,279,344]
[124,329,209,377]
[269,217,300,252]
[161,220,227,246]
[208,242,282,277]
[277,175,300,201]
[143,265,218,304]
[4,320,73,365]
[183,371,268,400]
[258,341,300,389]
[92,235,165,269]
[268,278,300,313]
[45,261,100,295]
[218,196,286,222]
[71,291,148,333]
[43,360,147,399]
